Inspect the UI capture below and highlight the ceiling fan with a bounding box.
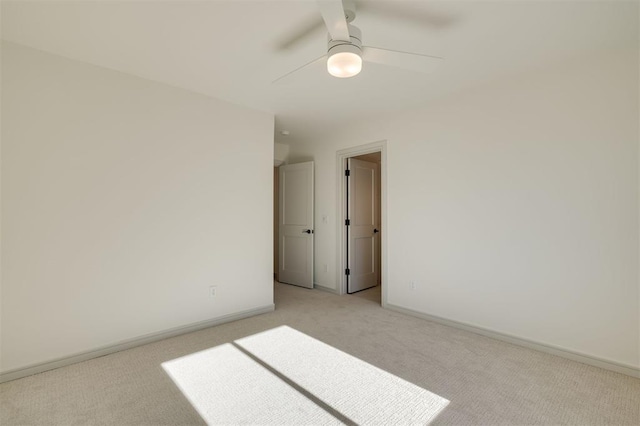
[273,0,444,83]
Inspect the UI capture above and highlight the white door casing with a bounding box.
[279,162,314,288]
[347,158,379,293]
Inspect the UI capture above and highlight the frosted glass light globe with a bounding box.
[327,51,362,78]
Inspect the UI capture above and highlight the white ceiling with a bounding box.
[2,1,637,144]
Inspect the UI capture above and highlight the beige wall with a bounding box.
[1,42,275,373]
[274,143,289,166]
[289,49,640,370]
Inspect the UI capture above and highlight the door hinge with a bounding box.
[345,219,350,226]
[345,268,350,276]
[345,169,350,176]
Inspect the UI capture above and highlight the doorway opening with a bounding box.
[336,141,387,306]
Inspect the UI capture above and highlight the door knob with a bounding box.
[303,229,313,234]
[373,228,380,234]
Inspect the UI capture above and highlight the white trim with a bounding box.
[335,140,388,308]
[386,303,640,379]
[0,304,275,384]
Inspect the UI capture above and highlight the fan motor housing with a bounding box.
[327,24,362,55]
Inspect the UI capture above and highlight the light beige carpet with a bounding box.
[163,325,448,425]
[1,282,639,425]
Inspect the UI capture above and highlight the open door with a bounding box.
[279,162,314,288]
[347,158,379,293]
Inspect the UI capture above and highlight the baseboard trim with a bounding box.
[385,303,640,379]
[0,304,275,384]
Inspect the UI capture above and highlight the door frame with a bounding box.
[335,140,387,306]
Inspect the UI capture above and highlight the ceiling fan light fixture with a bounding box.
[327,44,362,78]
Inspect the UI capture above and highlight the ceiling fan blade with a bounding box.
[272,55,327,84]
[317,0,350,41]
[362,46,443,74]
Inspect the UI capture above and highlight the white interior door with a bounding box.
[279,162,314,288]
[347,158,379,293]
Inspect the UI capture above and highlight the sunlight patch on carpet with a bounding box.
[163,326,449,425]
[162,342,340,425]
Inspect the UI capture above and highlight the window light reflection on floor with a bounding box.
[162,325,449,425]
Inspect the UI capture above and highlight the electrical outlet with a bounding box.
[323,264,328,273]
[209,286,217,298]
[410,281,416,290]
